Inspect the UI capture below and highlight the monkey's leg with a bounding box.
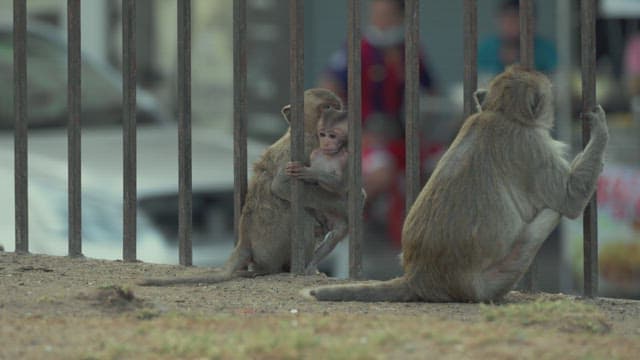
[475,209,561,301]
[304,218,347,275]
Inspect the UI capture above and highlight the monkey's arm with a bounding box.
[285,161,345,194]
[540,106,608,219]
[303,168,345,195]
[271,165,346,214]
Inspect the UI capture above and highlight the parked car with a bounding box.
[0,148,174,263]
[0,22,266,265]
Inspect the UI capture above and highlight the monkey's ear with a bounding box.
[281,104,292,124]
[473,89,488,112]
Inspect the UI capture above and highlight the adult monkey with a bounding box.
[308,66,609,302]
[140,88,342,286]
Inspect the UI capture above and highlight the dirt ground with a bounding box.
[1,251,639,359]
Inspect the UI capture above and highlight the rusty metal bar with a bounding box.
[13,0,28,253]
[519,0,534,69]
[555,0,574,292]
[463,0,477,119]
[233,0,248,243]
[178,0,193,266]
[518,4,536,291]
[289,0,306,275]
[348,0,363,279]
[404,0,420,213]
[581,0,598,298]
[519,0,536,292]
[68,0,82,257]
[122,0,137,262]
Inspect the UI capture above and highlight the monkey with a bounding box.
[139,88,343,286]
[307,65,609,302]
[272,108,354,275]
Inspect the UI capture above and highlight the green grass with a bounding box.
[3,299,636,359]
[481,298,612,334]
[75,302,633,360]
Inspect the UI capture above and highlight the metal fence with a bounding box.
[11,0,599,297]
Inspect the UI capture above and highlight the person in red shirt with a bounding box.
[319,0,438,245]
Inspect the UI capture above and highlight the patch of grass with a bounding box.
[6,310,638,359]
[135,308,162,320]
[481,298,612,334]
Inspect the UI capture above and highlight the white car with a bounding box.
[0,149,174,262]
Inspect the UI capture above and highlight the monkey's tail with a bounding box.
[306,277,419,302]
[137,271,236,286]
[138,243,252,287]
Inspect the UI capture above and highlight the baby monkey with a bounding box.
[285,108,350,275]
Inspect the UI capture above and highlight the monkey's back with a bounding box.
[402,112,553,299]
[240,134,294,271]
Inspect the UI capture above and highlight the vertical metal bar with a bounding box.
[348,0,363,279]
[122,0,137,262]
[68,0,82,257]
[289,0,305,275]
[13,0,28,254]
[519,0,534,69]
[178,0,193,266]
[463,0,477,120]
[519,0,536,292]
[404,0,420,213]
[581,0,598,298]
[556,0,574,293]
[555,0,573,145]
[233,0,248,243]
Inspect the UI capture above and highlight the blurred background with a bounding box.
[0,0,638,299]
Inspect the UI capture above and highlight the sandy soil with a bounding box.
[1,252,639,359]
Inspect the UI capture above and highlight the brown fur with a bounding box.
[139,88,342,286]
[308,66,609,302]
[274,108,356,274]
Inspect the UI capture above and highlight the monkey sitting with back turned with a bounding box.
[273,108,356,275]
[307,65,609,302]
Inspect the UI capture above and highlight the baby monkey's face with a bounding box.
[317,122,347,155]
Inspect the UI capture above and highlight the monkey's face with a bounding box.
[317,124,347,155]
